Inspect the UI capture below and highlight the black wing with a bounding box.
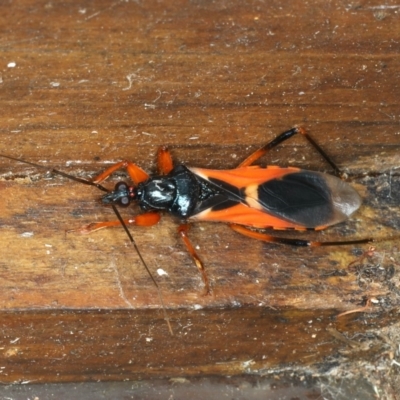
[249,170,361,227]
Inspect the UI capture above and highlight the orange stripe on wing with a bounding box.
[189,203,306,230]
[190,166,300,189]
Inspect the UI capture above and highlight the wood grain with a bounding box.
[0,0,399,382]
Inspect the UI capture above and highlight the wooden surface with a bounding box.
[0,0,399,383]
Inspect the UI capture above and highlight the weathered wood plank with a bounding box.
[0,0,399,383]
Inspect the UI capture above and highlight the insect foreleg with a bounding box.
[91,161,149,185]
[68,212,161,234]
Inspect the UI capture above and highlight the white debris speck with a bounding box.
[242,359,254,368]
[193,304,203,310]
[157,268,168,276]
[145,337,153,342]
[50,81,60,87]
[21,232,34,238]
[66,159,82,167]
[7,62,16,68]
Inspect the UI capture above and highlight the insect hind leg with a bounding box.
[229,224,373,247]
[238,127,342,178]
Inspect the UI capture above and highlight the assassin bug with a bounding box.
[0,127,378,332]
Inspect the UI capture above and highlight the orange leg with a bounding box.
[91,161,149,185]
[92,147,173,184]
[178,224,210,295]
[68,212,161,234]
[238,127,341,177]
[157,146,174,175]
[229,224,373,247]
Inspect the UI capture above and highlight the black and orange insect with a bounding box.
[0,127,374,299]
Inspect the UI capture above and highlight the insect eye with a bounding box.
[118,196,130,207]
[113,182,131,207]
[115,182,128,191]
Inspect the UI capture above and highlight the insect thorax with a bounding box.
[137,165,207,218]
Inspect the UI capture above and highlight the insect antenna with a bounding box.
[0,154,109,192]
[110,203,173,335]
[0,153,173,335]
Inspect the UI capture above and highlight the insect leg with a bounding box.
[68,211,161,234]
[157,146,174,175]
[0,153,173,334]
[90,161,150,185]
[178,224,210,295]
[238,127,341,177]
[229,224,373,247]
[94,146,174,182]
